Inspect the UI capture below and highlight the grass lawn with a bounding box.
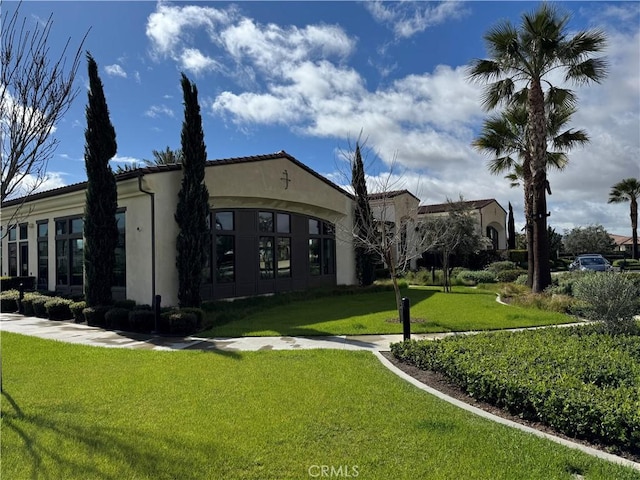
[204,286,575,337]
[2,333,637,479]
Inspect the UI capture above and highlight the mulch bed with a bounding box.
[381,351,640,465]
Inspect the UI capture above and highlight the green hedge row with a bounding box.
[391,325,640,455]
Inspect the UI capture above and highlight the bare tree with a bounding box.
[1,1,86,229]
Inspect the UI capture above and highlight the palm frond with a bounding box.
[564,58,608,84]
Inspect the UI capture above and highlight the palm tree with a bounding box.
[468,3,607,292]
[145,146,182,166]
[608,178,640,260]
[473,92,589,287]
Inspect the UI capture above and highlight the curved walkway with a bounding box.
[1,312,638,472]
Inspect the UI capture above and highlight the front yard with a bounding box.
[2,332,637,479]
[202,286,575,337]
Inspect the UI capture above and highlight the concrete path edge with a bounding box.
[373,350,640,472]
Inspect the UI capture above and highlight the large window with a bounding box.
[55,216,84,287]
[113,212,126,287]
[309,219,335,276]
[258,211,291,280]
[37,221,49,289]
[7,224,28,277]
[214,211,235,283]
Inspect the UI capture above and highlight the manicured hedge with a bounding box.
[391,325,640,455]
[45,298,74,321]
[0,289,20,312]
[456,270,496,285]
[0,276,35,291]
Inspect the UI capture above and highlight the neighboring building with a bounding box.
[418,198,508,250]
[1,153,508,305]
[1,152,356,305]
[610,234,634,255]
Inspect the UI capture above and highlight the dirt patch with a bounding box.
[381,351,639,465]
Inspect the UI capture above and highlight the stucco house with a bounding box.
[1,152,356,305]
[1,153,508,305]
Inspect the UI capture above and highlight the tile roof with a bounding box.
[367,190,420,202]
[1,151,353,207]
[418,198,502,215]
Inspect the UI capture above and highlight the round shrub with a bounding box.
[179,307,205,329]
[495,269,526,283]
[129,309,155,333]
[83,306,110,327]
[32,296,50,318]
[159,310,197,336]
[105,307,131,330]
[486,261,517,273]
[0,289,20,313]
[514,274,528,285]
[45,298,74,321]
[457,270,497,285]
[113,299,137,310]
[22,292,45,316]
[573,273,640,334]
[70,301,87,323]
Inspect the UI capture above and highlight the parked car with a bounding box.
[569,254,613,272]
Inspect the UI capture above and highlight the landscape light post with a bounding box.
[402,297,411,341]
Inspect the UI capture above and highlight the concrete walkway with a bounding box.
[0,312,453,351]
[1,311,638,472]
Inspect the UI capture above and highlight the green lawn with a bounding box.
[2,333,637,479]
[205,286,575,337]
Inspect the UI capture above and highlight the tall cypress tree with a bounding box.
[351,143,376,286]
[175,73,210,307]
[507,202,516,250]
[84,53,118,306]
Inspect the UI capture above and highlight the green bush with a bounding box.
[70,301,87,323]
[179,307,205,329]
[159,310,197,336]
[0,276,35,291]
[44,298,74,321]
[113,299,137,310]
[0,289,20,313]
[22,292,46,316]
[613,258,640,269]
[129,309,156,333]
[105,308,131,330]
[495,269,526,283]
[32,296,50,318]
[573,273,640,334]
[507,250,528,265]
[83,306,110,328]
[456,270,496,285]
[486,261,517,273]
[391,325,640,455]
[514,274,528,285]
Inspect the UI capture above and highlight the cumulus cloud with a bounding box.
[144,104,175,118]
[104,64,127,78]
[364,0,468,38]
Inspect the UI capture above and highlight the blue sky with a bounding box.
[4,1,640,236]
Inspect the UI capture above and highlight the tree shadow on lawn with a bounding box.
[1,389,225,479]
[209,288,439,337]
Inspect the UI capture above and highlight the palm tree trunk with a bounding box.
[528,80,552,293]
[631,198,638,260]
[523,155,534,288]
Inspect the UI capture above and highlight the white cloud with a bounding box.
[144,104,175,118]
[110,154,141,165]
[180,48,219,75]
[364,0,467,39]
[104,64,127,78]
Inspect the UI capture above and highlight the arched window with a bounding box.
[486,226,499,250]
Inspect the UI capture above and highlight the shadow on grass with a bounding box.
[204,288,440,337]
[1,389,224,479]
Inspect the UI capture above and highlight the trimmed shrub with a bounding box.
[159,310,197,336]
[70,301,87,323]
[105,307,131,330]
[129,309,156,333]
[0,276,35,291]
[22,292,46,316]
[486,261,517,273]
[514,274,528,285]
[457,270,496,285]
[179,307,205,329]
[495,269,526,283]
[507,249,528,265]
[83,306,111,328]
[573,273,640,334]
[113,299,137,310]
[0,289,20,313]
[45,298,74,321]
[32,296,50,318]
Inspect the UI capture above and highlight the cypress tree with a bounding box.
[83,53,118,307]
[175,73,210,307]
[507,202,516,250]
[351,143,376,286]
